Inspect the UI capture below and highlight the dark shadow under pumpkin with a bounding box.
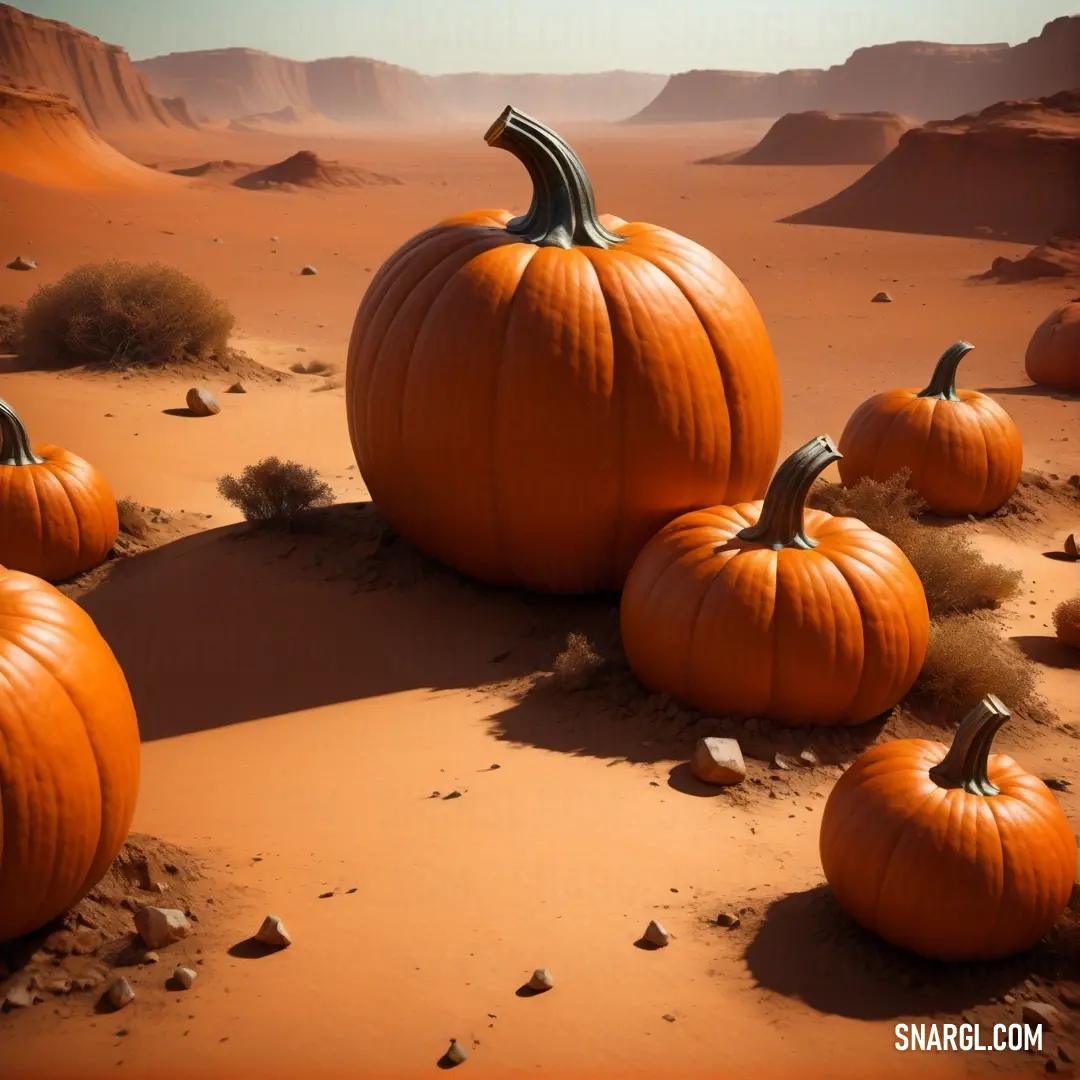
[743,884,1080,1021]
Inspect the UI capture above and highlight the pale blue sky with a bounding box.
[16,0,1077,74]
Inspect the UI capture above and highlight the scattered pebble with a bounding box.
[642,919,670,947]
[134,906,191,950]
[716,912,741,929]
[107,977,135,1010]
[1024,1001,1062,1030]
[4,984,37,1009]
[254,914,292,948]
[662,1013,677,1023]
[798,749,819,767]
[270,235,281,242]
[225,381,246,394]
[1065,534,1077,560]
[301,265,318,276]
[871,291,893,303]
[446,1039,468,1064]
[318,891,334,899]
[141,951,160,964]
[173,966,198,990]
[772,752,796,771]
[6,255,37,271]
[527,968,554,992]
[185,387,220,417]
[443,790,464,800]
[690,737,746,786]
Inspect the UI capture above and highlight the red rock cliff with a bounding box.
[0,2,179,129]
[629,16,1080,123]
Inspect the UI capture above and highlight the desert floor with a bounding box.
[1,118,1078,1079]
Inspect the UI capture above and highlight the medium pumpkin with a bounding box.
[1025,298,1080,393]
[345,107,783,593]
[0,397,119,581]
[820,695,1075,961]
[619,435,929,725]
[837,342,1023,516]
[0,566,141,943]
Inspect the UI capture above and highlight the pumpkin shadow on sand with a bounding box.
[744,884,1080,1020]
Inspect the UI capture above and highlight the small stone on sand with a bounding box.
[446,1039,468,1064]
[6,255,36,271]
[107,977,135,1010]
[871,291,893,302]
[173,966,198,990]
[254,914,292,948]
[642,919,670,947]
[301,265,318,276]
[528,968,554,992]
[133,906,190,950]
[185,387,220,416]
[690,737,746,786]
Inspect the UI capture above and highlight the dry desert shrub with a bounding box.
[0,303,23,353]
[553,632,604,692]
[116,497,150,539]
[913,615,1037,712]
[1053,597,1080,649]
[289,358,336,376]
[809,470,1022,617]
[20,261,234,370]
[217,457,334,525]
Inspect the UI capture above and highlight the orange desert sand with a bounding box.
[1,5,1080,1080]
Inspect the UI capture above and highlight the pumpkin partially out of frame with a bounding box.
[820,695,1075,962]
[345,107,783,594]
[0,566,141,943]
[1025,298,1080,393]
[837,342,1023,516]
[0,397,119,581]
[620,435,929,725]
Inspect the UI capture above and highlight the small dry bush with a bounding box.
[217,457,334,525]
[290,359,336,376]
[553,632,604,692]
[1053,597,1080,649]
[116,497,149,539]
[913,616,1038,713]
[20,261,234,370]
[0,304,23,353]
[809,471,1023,617]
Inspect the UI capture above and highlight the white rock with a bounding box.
[446,1039,468,1064]
[134,906,191,950]
[107,977,135,1010]
[642,919,670,947]
[173,966,198,990]
[254,914,292,948]
[186,387,220,416]
[1022,1001,1061,1029]
[4,983,36,1008]
[690,737,746,786]
[528,968,554,991]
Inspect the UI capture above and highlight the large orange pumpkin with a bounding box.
[0,397,119,581]
[820,695,1075,961]
[837,341,1023,516]
[1026,298,1080,393]
[619,435,929,725]
[345,107,783,593]
[0,566,141,943]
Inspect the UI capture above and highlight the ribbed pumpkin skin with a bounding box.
[1025,299,1080,392]
[0,443,119,581]
[345,209,782,593]
[0,568,140,943]
[820,737,1075,961]
[619,504,929,725]
[837,390,1022,516]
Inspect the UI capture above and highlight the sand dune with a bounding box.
[628,15,1080,123]
[227,105,343,135]
[979,233,1080,282]
[0,84,179,190]
[232,149,403,190]
[0,2,184,130]
[783,90,1080,242]
[704,110,917,165]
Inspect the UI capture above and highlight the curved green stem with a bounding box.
[484,106,626,251]
[737,435,842,550]
[916,341,975,401]
[0,397,44,466]
[928,694,1009,796]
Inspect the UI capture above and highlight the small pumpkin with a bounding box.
[0,566,141,943]
[345,107,783,594]
[0,397,119,581]
[619,435,929,725]
[837,341,1023,516]
[819,695,1075,961]
[1026,298,1080,393]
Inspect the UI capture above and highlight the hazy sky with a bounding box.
[16,0,1077,74]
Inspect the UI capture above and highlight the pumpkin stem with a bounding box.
[928,694,1009,796]
[484,106,627,251]
[736,435,842,550]
[916,341,975,402]
[0,397,44,466]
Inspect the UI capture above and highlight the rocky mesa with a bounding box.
[629,15,1080,123]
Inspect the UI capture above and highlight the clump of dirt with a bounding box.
[0,834,211,1013]
[990,469,1080,537]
